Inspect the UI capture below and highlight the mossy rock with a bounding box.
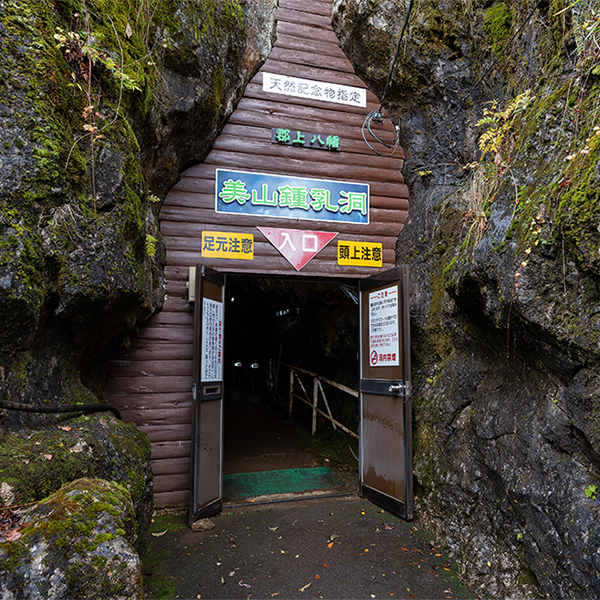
[0,478,142,599]
[0,413,153,551]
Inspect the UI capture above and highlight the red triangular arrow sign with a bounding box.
[257,227,338,271]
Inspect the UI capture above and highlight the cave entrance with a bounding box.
[222,274,357,503]
[189,265,412,526]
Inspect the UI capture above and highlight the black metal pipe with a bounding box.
[0,400,122,420]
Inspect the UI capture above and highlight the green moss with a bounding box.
[483,3,513,56]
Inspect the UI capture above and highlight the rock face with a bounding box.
[0,0,276,595]
[0,478,143,600]
[0,0,276,421]
[334,0,600,597]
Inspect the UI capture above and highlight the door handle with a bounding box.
[388,383,403,395]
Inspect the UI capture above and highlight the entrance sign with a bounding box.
[368,286,399,367]
[258,227,338,271]
[200,298,223,382]
[271,128,341,151]
[201,231,254,260]
[338,241,383,267]
[263,72,367,108]
[216,169,370,225]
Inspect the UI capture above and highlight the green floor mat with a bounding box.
[223,467,342,499]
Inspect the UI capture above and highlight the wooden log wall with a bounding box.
[106,0,409,506]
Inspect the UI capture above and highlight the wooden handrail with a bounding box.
[269,359,359,439]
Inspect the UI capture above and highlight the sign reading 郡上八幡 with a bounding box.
[215,169,370,225]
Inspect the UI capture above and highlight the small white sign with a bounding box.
[201,298,223,382]
[369,286,399,367]
[263,72,367,108]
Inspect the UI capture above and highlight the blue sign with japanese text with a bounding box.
[215,169,369,225]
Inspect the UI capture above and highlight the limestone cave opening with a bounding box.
[221,275,360,501]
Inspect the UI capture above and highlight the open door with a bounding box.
[189,265,225,525]
[359,265,412,520]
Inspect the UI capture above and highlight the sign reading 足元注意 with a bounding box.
[263,73,366,108]
[201,232,254,260]
[215,169,369,225]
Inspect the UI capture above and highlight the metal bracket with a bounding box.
[187,266,196,303]
[360,379,412,397]
[192,383,197,401]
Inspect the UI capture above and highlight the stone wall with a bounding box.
[334,0,600,596]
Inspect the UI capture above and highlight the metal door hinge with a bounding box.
[192,383,197,401]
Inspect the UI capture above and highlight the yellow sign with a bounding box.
[337,240,383,267]
[202,231,254,260]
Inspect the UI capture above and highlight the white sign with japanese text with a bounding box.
[368,286,400,367]
[263,72,367,108]
[201,298,223,382]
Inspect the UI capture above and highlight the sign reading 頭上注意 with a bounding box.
[263,73,367,108]
[216,169,369,225]
[338,241,383,267]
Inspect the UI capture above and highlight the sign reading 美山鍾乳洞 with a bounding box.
[338,241,383,267]
[201,231,254,260]
[215,169,369,225]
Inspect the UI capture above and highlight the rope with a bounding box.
[380,0,416,109]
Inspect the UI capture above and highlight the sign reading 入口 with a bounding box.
[216,169,369,225]
[369,286,399,367]
[258,227,338,271]
[263,72,367,108]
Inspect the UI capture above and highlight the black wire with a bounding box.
[379,0,416,110]
[416,0,545,172]
[0,400,122,420]
[362,0,416,157]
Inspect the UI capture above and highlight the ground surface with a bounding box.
[143,395,472,599]
[143,497,473,600]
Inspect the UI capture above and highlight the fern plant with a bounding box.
[145,234,158,259]
[476,90,534,160]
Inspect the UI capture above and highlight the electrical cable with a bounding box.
[415,0,545,173]
[379,0,416,109]
[361,0,416,157]
[0,400,122,420]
